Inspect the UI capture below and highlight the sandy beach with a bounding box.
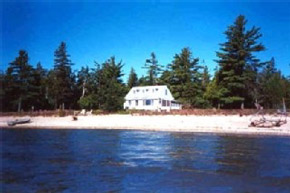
[0,114,289,136]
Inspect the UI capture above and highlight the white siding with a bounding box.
[123,85,182,111]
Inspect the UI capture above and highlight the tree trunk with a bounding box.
[17,97,22,112]
[81,81,86,98]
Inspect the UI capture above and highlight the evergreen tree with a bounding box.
[94,62,104,109]
[77,66,91,99]
[99,57,126,111]
[5,50,36,111]
[0,71,6,111]
[138,75,149,86]
[258,58,288,108]
[76,66,98,110]
[286,76,290,109]
[202,65,210,90]
[159,69,172,86]
[216,15,265,108]
[127,67,138,88]
[51,42,74,109]
[204,78,225,109]
[30,62,50,110]
[143,52,163,85]
[168,47,204,107]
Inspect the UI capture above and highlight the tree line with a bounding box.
[1,15,290,112]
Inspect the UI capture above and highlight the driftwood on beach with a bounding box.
[7,117,31,126]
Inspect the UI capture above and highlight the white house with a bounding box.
[123,85,182,111]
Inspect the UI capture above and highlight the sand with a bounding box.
[0,115,289,136]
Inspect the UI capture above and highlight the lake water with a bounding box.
[1,129,290,193]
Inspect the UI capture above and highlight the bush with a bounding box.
[58,109,66,117]
[92,109,105,115]
[116,110,130,114]
[78,94,98,110]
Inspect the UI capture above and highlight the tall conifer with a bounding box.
[52,42,74,109]
[216,15,265,108]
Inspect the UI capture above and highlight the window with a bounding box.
[156,88,158,91]
[146,89,149,92]
[135,100,138,106]
[136,89,139,92]
[145,100,151,106]
[129,100,131,105]
[162,100,166,106]
[165,89,167,95]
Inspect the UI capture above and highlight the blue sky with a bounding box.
[2,1,290,81]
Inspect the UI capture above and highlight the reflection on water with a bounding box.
[1,129,290,192]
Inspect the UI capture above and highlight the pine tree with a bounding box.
[216,15,265,108]
[168,47,204,107]
[0,71,6,111]
[143,52,163,85]
[138,75,149,86]
[99,57,126,111]
[5,50,36,111]
[77,66,90,99]
[51,42,74,109]
[258,58,288,108]
[30,62,49,110]
[94,62,104,109]
[159,69,172,86]
[77,66,98,110]
[202,65,210,90]
[127,67,138,88]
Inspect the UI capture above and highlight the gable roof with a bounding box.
[125,85,174,100]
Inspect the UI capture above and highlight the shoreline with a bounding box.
[0,115,289,137]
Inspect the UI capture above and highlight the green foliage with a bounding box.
[92,109,105,115]
[202,65,210,90]
[127,68,138,88]
[215,15,265,108]
[4,50,40,111]
[115,110,130,114]
[166,47,206,107]
[31,62,50,109]
[0,71,5,111]
[98,57,126,111]
[258,58,289,108]
[138,75,149,86]
[50,42,75,109]
[78,94,98,110]
[159,70,172,86]
[204,78,224,108]
[143,52,163,85]
[285,76,290,109]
